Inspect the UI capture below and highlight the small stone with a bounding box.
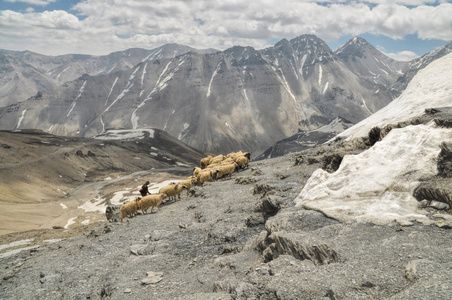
[141,272,163,285]
[124,288,132,293]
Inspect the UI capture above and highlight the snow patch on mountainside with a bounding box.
[296,53,452,226]
[94,129,155,140]
[67,80,86,117]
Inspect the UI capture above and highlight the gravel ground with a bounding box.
[1,147,452,300]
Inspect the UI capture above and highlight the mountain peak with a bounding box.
[335,36,376,58]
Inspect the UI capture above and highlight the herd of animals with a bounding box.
[119,151,251,221]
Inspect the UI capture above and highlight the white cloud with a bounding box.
[385,50,420,61]
[4,0,57,6]
[0,0,451,55]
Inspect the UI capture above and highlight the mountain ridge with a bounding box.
[1,35,451,156]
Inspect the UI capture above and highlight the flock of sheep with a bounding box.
[120,151,251,221]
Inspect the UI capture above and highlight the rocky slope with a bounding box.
[1,110,451,299]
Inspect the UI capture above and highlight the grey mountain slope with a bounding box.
[255,117,354,160]
[0,44,217,108]
[1,35,447,156]
[0,53,58,107]
[392,41,452,92]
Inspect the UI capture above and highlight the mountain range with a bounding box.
[0,35,451,156]
[1,52,451,300]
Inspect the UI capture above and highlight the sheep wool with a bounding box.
[159,184,188,201]
[200,156,212,169]
[210,154,225,165]
[120,198,141,222]
[179,176,198,196]
[215,163,238,180]
[196,170,218,185]
[139,194,167,214]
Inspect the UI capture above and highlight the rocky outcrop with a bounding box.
[414,142,452,210]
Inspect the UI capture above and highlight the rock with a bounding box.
[292,154,305,166]
[367,126,382,146]
[105,205,121,222]
[262,233,341,265]
[124,288,132,293]
[254,196,281,220]
[438,142,452,177]
[253,184,275,195]
[413,179,452,208]
[246,213,265,227]
[234,176,257,185]
[130,244,154,256]
[141,272,163,285]
[321,153,344,173]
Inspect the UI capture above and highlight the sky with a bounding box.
[1,0,452,61]
[296,52,452,226]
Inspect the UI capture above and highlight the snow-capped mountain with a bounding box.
[296,52,452,226]
[0,35,449,155]
[0,44,216,107]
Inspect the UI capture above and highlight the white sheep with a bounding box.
[120,197,141,222]
[159,183,188,201]
[139,193,167,214]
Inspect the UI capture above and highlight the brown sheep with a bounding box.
[210,154,225,165]
[179,176,198,196]
[139,193,167,214]
[200,156,212,169]
[196,169,218,185]
[193,166,203,177]
[120,197,141,222]
[235,155,250,169]
[159,183,188,201]
[215,162,238,180]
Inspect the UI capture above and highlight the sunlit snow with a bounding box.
[296,53,452,226]
[94,129,155,140]
[67,80,86,117]
[15,109,27,129]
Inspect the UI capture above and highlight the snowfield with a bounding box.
[296,52,452,226]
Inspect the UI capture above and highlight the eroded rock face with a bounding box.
[262,233,341,265]
[413,142,452,210]
[414,180,452,208]
[438,142,452,177]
